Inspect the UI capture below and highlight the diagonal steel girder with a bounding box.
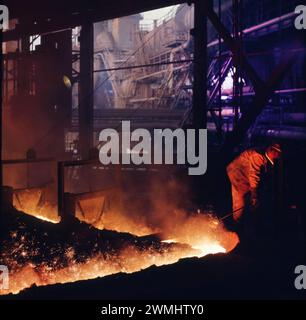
[207,7,265,95]
[223,49,299,154]
[206,6,300,152]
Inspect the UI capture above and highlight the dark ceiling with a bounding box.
[3,0,185,41]
[3,0,185,24]
[4,0,185,19]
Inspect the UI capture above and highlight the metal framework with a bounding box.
[79,22,94,159]
[0,0,304,212]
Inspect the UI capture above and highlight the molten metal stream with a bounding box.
[0,195,238,295]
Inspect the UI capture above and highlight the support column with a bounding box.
[79,22,94,160]
[192,0,211,130]
[17,32,30,96]
[0,30,3,216]
[191,1,211,205]
[57,162,65,220]
[232,0,243,127]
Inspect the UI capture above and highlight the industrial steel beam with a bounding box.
[192,0,211,130]
[207,7,265,95]
[206,6,301,153]
[79,22,94,160]
[0,30,3,216]
[5,0,184,20]
[57,162,65,220]
[18,22,31,96]
[223,47,300,154]
[3,0,185,42]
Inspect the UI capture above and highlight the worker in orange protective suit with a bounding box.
[227,144,282,225]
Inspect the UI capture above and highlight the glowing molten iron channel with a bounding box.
[2,235,231,296]
[162,240,226,257]
[1,193,238,296]
[192,243,226,256]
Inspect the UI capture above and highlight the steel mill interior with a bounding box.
[0,0,305,299]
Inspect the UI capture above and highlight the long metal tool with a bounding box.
[220,206,247,221]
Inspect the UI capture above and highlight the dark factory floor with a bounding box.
[0,146,305,300]
[20,253,303,300]
[0,201,304,300]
